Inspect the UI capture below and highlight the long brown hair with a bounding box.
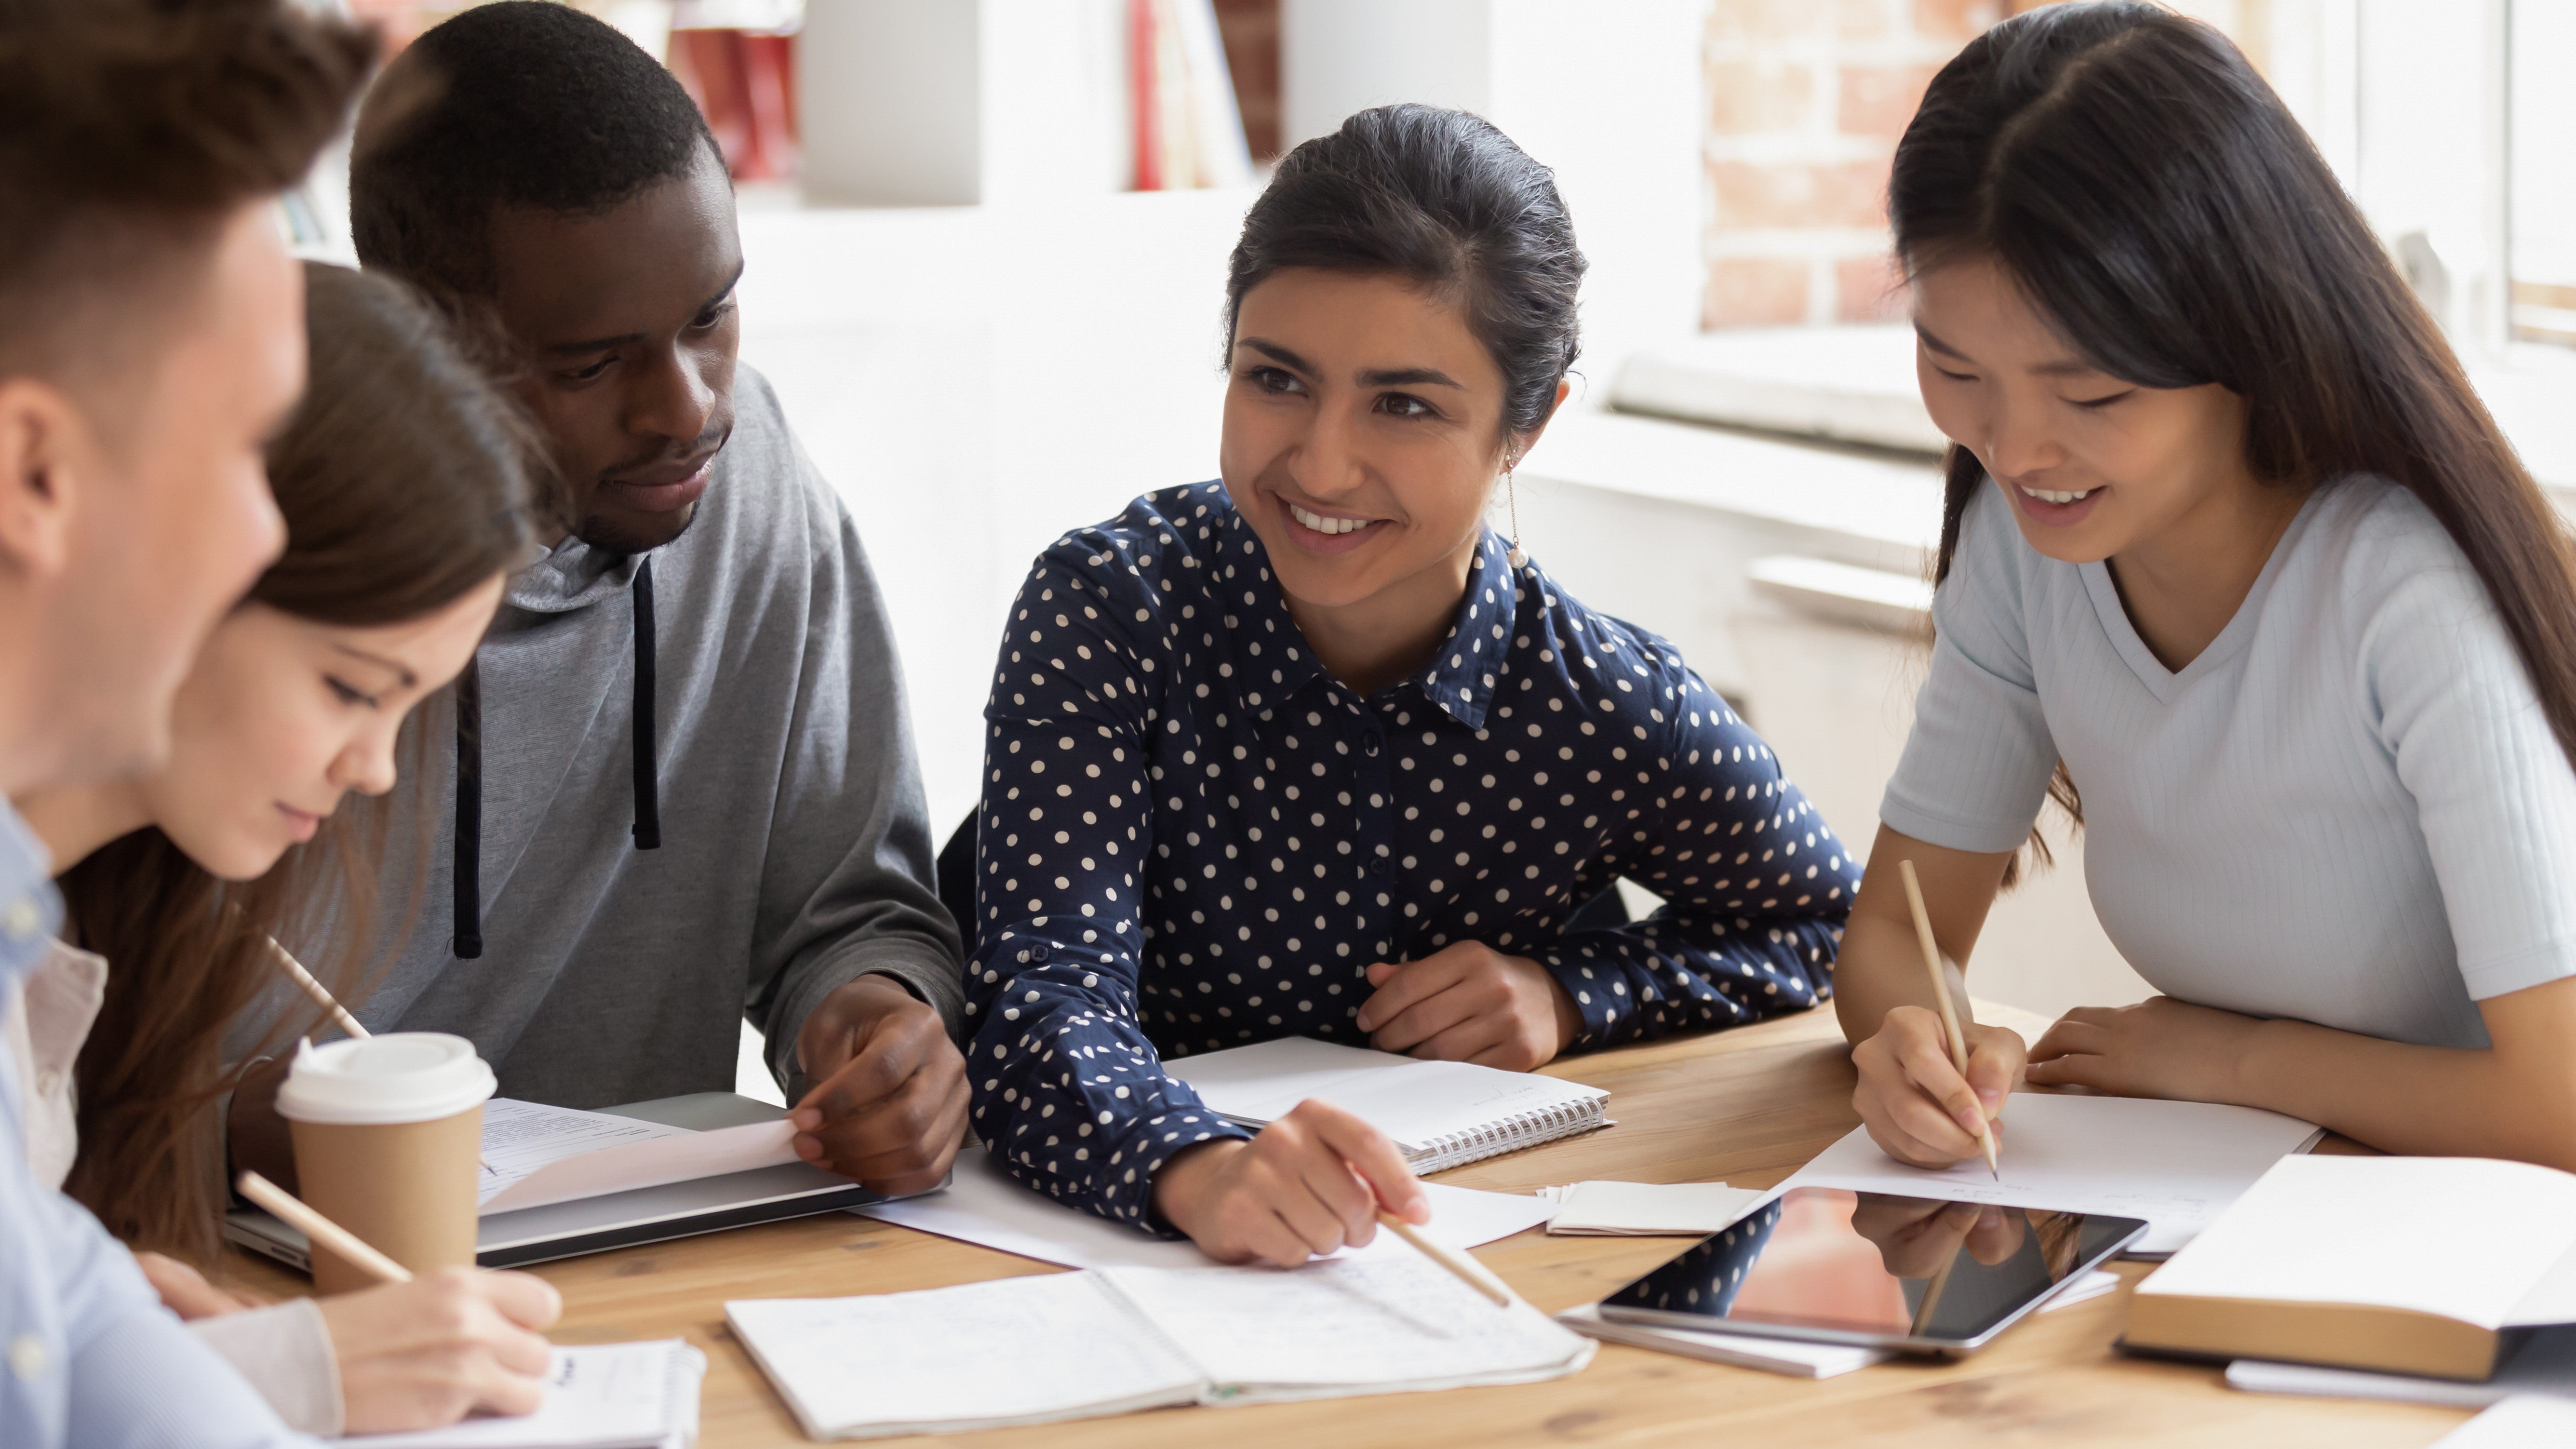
[1891,2,2576,883]
[60,262,534,1261]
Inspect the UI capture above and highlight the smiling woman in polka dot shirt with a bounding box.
[967,104,1860,1267]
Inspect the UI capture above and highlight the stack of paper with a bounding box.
[1777,1093,2323,1256]
[1539,1181,1766,1236]
[342,1340,704,1449]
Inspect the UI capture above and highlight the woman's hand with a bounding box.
[1852,1005,2026,1168]
[133,1250,260,1318]
[1355,943,1580,1070]
[2025,996,2262,1100]
[317,1266,562,1435]
[1151,1100,1429,1268]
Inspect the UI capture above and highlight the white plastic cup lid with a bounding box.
[275,1033,497,1126]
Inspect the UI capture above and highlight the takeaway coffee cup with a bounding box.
[275,1032,495,1293]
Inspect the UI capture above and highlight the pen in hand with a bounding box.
[1898,859,2002,1181]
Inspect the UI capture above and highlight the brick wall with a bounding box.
[1701,0,2012,329]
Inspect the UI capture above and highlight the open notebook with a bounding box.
[1164,1037,1610,1173]
[727,1256,1594,1439]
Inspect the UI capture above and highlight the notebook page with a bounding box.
[1780,1093,2323,1254]
[725,1274,1202,1438]
[1547,1181,1766,1235]
[1100,1256,1591,1399]
[1164,1037,1430,1124]
[341,1340,701,1449]
[2138,1156,2576,1329]
[1324,1060,1607,1152]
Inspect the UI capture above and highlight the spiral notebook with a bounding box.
[1164,1037,1609,1172]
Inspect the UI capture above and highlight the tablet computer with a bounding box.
[1594,1186,2148,1357]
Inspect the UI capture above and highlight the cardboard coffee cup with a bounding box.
[276,1033,495,1293]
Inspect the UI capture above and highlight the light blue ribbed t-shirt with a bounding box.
[1882,474,2576,1049]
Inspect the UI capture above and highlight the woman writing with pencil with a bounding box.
[1843,4,2576,1173]
[5,264,557,1436]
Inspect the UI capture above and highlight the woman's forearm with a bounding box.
[2234,1008,2576,1170]
[1833,912,1951,1047]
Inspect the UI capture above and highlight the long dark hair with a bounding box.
[61,262,535,1261]
[1892,1,2576,881]
[1224,103,1585,444]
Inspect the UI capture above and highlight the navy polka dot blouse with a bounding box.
[967,483,1858,1228]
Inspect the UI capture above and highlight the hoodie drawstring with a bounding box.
[452,657,483,959]
[448,556,664,959]
[631,558,661,850]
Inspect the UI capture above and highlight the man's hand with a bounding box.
[790,974,967,1195]
[1851,1006,2026,1169]
[2025,995,2262,1101]
[1353,942,1580,1070]
[1151,1100,1428,1268]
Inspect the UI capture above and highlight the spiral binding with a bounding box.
[1406,1097,1608,1174]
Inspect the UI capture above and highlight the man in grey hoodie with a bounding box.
[232,2,967,1195]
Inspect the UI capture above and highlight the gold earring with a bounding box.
[1504,459,1527,569]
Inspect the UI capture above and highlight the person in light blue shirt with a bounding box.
[1837,4,2576,1175]
[0,2,372,1444]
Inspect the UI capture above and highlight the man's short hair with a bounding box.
[350,1,719,298]
[0,0,373,386]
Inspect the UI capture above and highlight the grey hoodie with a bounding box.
[284,366,961,1106]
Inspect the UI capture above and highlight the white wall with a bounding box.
[1280,0,1706,400]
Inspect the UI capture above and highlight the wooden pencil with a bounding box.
[264,936,369,1043]
[1898,859,2001,1181]
[1377,1212,1512,1308]
[235,1171,414,1285]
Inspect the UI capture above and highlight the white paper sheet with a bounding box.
[477,1100,798,1215]
[340,1340,704,1449]
[1100,1255,1592,1396]
[2436,1396,2576,1448]
[1542,1181,1767,1235]
[1778,1094,2324,1255]
[852,1148,1555,1269]
[2139,1157,2576,1330]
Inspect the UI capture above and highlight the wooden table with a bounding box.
[228,1003,2476,1447]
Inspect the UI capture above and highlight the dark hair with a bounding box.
[63,263,536,1263]
[0,0,374,385]
[350,0,718,297]
[1891,1,2576,883]
[1225,103,1584,442]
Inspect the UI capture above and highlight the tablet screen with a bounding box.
[1597,1187,2143,1343]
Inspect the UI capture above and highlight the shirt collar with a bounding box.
[0,802,63,995]
[1211,489,1521,730]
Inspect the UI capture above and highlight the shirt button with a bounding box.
[8,1332,48,1382]
[1362,733,1382,757]
[34,1068,62,1098]
[1031,944,1051,963]
[1369,859,1387,877]
[0,898,38,940]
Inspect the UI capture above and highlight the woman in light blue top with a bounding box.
[1840,2,2576,1172]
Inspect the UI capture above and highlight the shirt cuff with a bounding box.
[1878,788,2039,856]
[191,1298,344,1437]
